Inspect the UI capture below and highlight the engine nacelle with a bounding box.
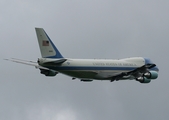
[40,69,57,76]
[144,71,158,79]
[137,77,151,83]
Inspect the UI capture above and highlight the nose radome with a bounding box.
[144,58,153,64]
[144,58,159,72]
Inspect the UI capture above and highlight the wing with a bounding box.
[5,58,50,70]
[110,63,157,82]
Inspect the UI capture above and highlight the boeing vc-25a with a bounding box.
[7,28,159,83]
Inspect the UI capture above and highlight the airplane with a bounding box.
[6,28,159,83]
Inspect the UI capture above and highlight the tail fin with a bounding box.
[35,28,63,58]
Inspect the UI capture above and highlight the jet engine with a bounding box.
[40,69,57,76]
[144,71,158,79]
[136,77,151,83]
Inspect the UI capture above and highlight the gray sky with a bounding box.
[1,0,169,120]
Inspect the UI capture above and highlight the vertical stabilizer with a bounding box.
[35,28,63,58]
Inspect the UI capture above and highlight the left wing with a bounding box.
[110,63,157,82]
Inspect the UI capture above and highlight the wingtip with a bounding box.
[4,58,10,61]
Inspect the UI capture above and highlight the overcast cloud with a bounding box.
[1,0,169,120]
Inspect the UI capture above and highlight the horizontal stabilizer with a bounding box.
[38,58,67,65]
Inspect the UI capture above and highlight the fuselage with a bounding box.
[42,57,159,80]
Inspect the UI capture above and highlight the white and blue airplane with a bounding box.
[7,28,159,83]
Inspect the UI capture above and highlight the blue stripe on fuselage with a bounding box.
[45,64,159,72]
[46,66,137,71]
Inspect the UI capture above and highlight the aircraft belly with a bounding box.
[59,71,98,79]
[94,71,124,80]
[59,70,126,80]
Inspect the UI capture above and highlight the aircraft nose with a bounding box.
[144,58,153,64]
[153,66,159,72]
[144,58,159,72]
